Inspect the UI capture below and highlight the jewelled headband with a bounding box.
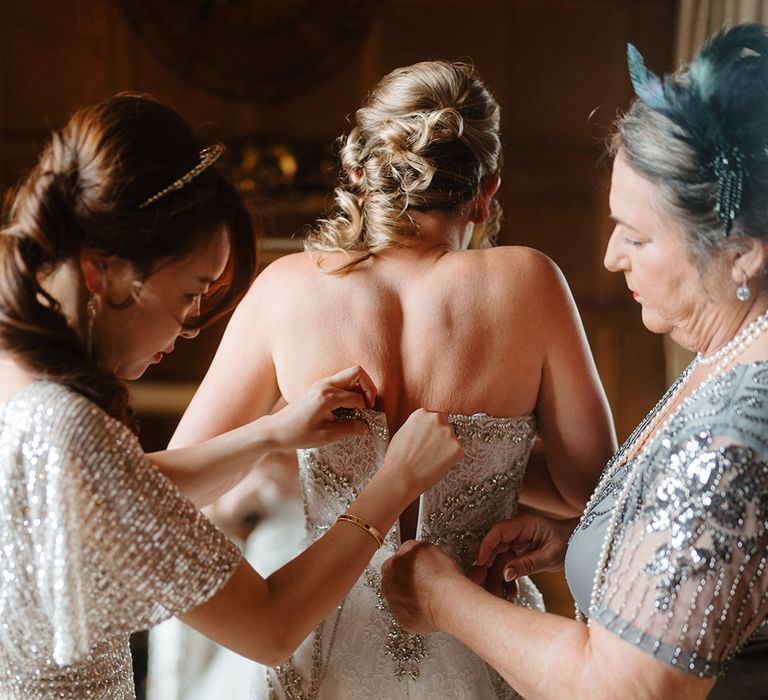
[139,143,225,208]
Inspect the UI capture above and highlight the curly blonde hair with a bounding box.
[307,61,502,262]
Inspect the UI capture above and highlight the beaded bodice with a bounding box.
[255,410,541,700]
[299,409,537,567]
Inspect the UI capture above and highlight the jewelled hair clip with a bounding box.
[626,43,745,237]
[139,143,225,208]
[711,145,745,237]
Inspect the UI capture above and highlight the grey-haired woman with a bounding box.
[381,24,768,700]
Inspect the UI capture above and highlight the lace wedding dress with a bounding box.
[250,409,543,699]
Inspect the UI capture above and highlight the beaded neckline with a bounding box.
[336,406,534,422]
[331,407,536,446]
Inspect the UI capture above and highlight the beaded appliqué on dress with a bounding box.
[258,409,537,699]
[584,364,768,677]
[422,467,527,569]
[363,567,429,680]
[265,603,346,700]
[641,437,767,614]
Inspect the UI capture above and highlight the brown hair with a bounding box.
[307,61,502,265]
[0,95,256,425]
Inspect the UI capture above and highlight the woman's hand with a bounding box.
[382,409,464,497]
[261,365,377,450]
[381,540,464,635]
[470,514,578,595]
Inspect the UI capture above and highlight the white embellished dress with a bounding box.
[0,381,242,699]
[251,409,544,699]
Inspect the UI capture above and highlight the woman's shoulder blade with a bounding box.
[463,246,569,305]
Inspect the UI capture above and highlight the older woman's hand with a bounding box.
[381,540,464,635]
[470,514,578,595]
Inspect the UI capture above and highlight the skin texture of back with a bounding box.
[271,248,541,420]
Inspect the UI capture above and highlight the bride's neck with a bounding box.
[397,209,474,254]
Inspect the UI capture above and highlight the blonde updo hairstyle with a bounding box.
[307,61,502,264]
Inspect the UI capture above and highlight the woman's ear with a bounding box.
[731,237,768,285]
[469,174,501,223]
[79,249,106,294]
[483,173,501,200]
[80,249,137,302]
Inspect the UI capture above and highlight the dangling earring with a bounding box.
[86,293,99,359]
[736,273,751,302]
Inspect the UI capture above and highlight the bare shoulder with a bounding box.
[252,251,314,286]
[486,245,561,273]
[456,246,569,299]
[236,251,315,309]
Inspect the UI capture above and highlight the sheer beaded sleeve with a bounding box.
[1,382,241,666]
[592,364,768,677]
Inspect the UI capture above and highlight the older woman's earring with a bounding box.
[737,273,751,302]
[86,294,99,359]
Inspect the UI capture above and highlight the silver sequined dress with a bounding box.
[0,381,242,699]
[251,410,544,700]
[566,362,768,698]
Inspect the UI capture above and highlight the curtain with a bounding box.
[676,0,768,65]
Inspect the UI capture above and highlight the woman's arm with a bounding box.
[519,251,617,515]
[179,409,464,664]
[150,257,380,505]
[381,541,714,700]
[149,365,375,506]
[170,258,325,447]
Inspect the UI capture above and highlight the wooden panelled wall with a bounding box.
[0,0,677,444]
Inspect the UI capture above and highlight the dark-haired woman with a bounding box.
[382,25,768,700]
[0,94,463,699]
[172,61,616,699]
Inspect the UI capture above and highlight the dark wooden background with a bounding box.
[0,0,679,692]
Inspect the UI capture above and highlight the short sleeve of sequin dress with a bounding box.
[592,364,768,678]
[0,381,242,667]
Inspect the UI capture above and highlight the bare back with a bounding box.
[267,247,546,430]
[174,242,615,517]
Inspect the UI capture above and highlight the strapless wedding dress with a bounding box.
[251,410,543,699]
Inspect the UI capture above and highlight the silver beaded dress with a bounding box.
[0,381,242,699]
[251,409,544,700]
[566,362,768,698]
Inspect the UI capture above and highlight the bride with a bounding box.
[172,60,617,699]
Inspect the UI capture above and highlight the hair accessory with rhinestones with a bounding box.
[139,143,225,209]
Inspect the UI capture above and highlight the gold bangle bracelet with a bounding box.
[336,513,384,548]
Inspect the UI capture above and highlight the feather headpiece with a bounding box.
[627,24,768,236]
